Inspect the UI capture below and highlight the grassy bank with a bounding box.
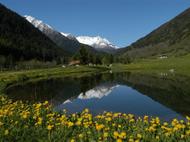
[112,54,190,76]
[0,66,108,93]
[0,96,190,142]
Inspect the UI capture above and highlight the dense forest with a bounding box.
[0,3,70,69]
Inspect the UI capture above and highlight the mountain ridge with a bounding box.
[76,36,117,53]
[25,15,117,54]
[118,7,190,59]
[0,3,69,67]
[24,15,81,54]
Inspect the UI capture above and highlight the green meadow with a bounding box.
[112,54,190,76]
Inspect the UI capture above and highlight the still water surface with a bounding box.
[6,72,190,121]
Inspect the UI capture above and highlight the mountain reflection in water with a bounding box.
[6,72,190,120]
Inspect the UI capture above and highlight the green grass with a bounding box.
[112,54,190,76]
[1,53,190,93]
[1,95,190,142]
[0,65,108,93]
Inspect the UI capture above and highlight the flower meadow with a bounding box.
[0,96,190,142]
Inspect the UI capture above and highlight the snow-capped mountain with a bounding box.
[61,32,78,41]
[24,15,53,32]
[76,36,117,53]
[24,15,80,54]
[61,33,118,53]
[24,15,117,54]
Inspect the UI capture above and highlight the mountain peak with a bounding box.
[76,36,118,53]
[24,15,117,53]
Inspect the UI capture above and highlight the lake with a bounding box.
[6,72,190,121]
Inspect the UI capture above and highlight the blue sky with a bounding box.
[1,0,190,48]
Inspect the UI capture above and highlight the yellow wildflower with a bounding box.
[186,116,190,121]
[43,101,48,105]
[186,130,190,135]
[67,121,74,127]
[47,125,54,131]
[70,139,75,142]
[119,132,126,139]
[156,135,159,139]
[128,138,134,142]
[79,134,83,138]
[84,108,89,113]
[105,117,112,122]
[144,115,148,120]
[114,131,119,138]
[103,132,108,138]
[181,134,185,139]
[0,121,3,127]
[137,134,142,139]
[75,121,81,126]
[117,139,122,142]
[36,117,43,125]
[96,124,104,131]
[4,129,9,135]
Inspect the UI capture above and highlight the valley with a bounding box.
[1,1,190,142]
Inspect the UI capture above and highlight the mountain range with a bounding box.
[1,2,190,65]
[76,36,117,53]
[24,15,117,54]
[24,15,81,54]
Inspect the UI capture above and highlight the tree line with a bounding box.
[71,46,131,66]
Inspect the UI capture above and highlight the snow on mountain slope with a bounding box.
[61,32,78,41]
[24,15,118,53]
[24,15,80,53]
[24,15,53,32]
[76,36,118,53]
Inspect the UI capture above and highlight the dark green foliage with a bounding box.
[0,3,69,68]
[102,54,114,65]
[79,46,89,64]
[73,46,95,64]
[116,56,131,64]
[119,7,190,59]
[71,45,117,65]
[17,74,29,82]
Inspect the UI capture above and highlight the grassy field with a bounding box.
[112,54,190,76]
[0,66,108,93]
[0,95,190,142]
[1,53,190,93]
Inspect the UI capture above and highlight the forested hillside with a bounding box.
[0,3,69,69]
[118,7,190,59]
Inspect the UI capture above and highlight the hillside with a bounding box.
[24,16,102,57]
[0,3,70,68]
[24,15,81,54]
[119,7,190,59]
